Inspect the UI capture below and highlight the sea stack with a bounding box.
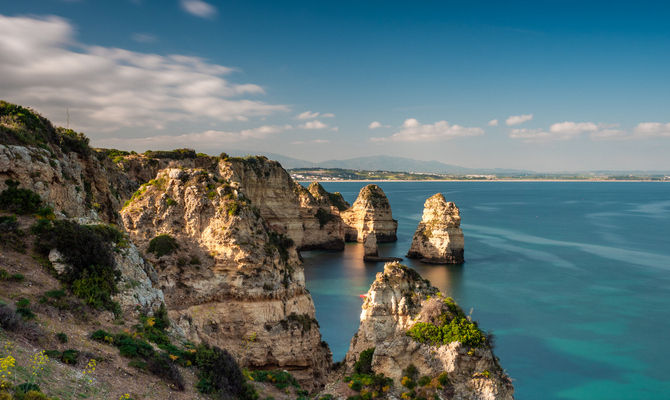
[342,262,514,399]
[407,193,464,264]
[340,184,398,242]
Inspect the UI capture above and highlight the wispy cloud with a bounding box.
[371,118,484,142]
[292,139,330,145]
[510,121,626,142]
[634,122,670,137]
[97,124,293,149]
[180,0,217,19]
[505,114,533,126]
[131,33,157,43]
[0,14,286,133]
[368,121,390,129]
[487,119,499,127]
[298,120,338,131]
[296,111,334,120]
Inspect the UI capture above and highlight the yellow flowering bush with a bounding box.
[0,355,16,388]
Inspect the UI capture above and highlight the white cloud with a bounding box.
[510,121,618,142]
[299,120,329,130]
[488,119,499,127]
[505,114,533,126]
[371,118,484,142]
[131,33,157,43]
[291,139,330,145]
[634,122,670,137]
[368,121,390,129]
[180,0,217,18]
[296,111,334,120]
[96,124,292,149]
[0,14,286,134]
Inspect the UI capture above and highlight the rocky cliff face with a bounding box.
[222,159,345,250]
[0,144,136,223]
[340,184,398,242]
[407,193,465,264]
[344,262,513,400]
[120,167,331,389]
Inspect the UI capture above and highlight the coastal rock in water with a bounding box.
[120,167,331,389]
[344,262,514,400]
[407,193,464,264]
[363,234,378,258]
[340,184,397,242]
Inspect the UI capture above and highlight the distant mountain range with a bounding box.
[226,151,532,175]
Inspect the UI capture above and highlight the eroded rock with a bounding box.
[341,184,397,243]
[407,193,464,264]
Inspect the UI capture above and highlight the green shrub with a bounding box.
[0,180,43,214]
[437,372,450,387]
[315,208,335,228]
[147,353,185,391]
[418,375,431,386]
[250,369,300,390]
[115,333,155,358]
[147,234,178,257]
[56,332,68,343]
[15,298,35,320]
[128,360,147,370]
[60,349,79,365]
[34,221,120,309]
[0,100,56,146]
[354,347,375,375]
[88,224,127,247]
[195,344,257,400]
[166,197,177,206]
[265,231,294,262]
[144,149,197,160]
[56,127,90,155]
[407,316,486,348]
[226,201,240,216]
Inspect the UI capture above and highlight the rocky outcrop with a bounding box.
[340,184,397,243]
[407,193,465,264]
[120,167,331,389]
[344,262,514,399]
[0,145,136,223]
[364,234,378,258]
[220,159,345,250]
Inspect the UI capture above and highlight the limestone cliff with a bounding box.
[120,167,331,388]
[344,262,513,400]
[340,184,398,242]
[222,159,345,250]
[407,193,465,264]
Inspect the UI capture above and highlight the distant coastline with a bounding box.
[297,179,669,183]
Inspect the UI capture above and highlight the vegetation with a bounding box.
[194,344,257,399]
[354,348,375,375]
[33,220,121,312]
[0,101,56,147]
[147,234,179,257]
[0,180,43,215]
[144,149,197,160]
[250,369,299,390]
[315,208,335,228]
[406,300,487,349]
[265,231,294,262]
[55,127,90,155]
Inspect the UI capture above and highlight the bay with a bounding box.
[301,181,670,400]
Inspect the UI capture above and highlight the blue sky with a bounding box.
[1,0,669,171]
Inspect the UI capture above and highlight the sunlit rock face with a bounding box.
[344,262,514,400]
[121,166,331,389]
[407,193,465,264]
[340,184,398,243]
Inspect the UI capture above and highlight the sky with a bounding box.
[1,0,669,171]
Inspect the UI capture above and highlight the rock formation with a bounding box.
[363,234,378,258]
[407,193,465,264]
[344,262,514,399]
[340,184,397,242]
[120,167,331,389]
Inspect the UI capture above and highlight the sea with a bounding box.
[300,181,670,400]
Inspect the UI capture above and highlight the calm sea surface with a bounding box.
[300,182,670,400]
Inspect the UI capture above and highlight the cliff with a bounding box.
[120,167,331,388]
[342,262,514,399]
[407,193,465,264]
[340,184,398,242]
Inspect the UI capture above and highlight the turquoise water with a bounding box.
[301,182,670,400]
